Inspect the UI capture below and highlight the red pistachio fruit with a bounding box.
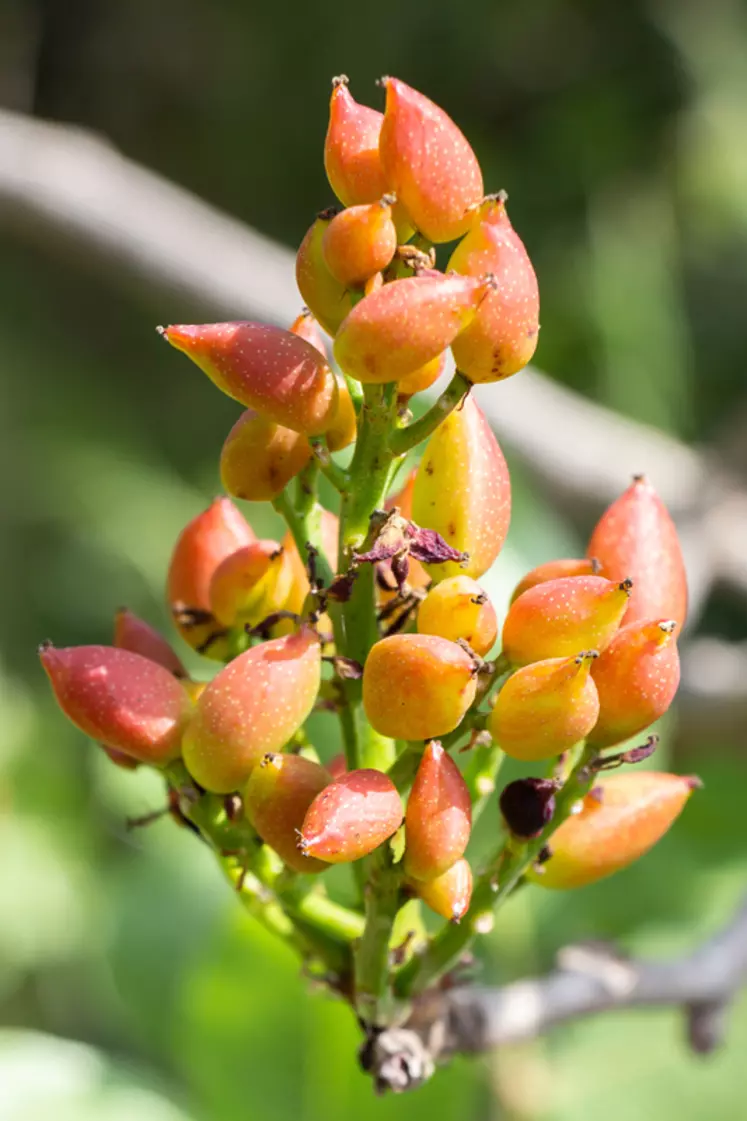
[167,498,256,659]
[181,626,321,793]
[162,321,339,436]
[449,193,539,382]
[324,76,388,208]
[488,652,600,762]
[379,77,483,243]
[40,643,191,765]
[587,475,688,629]
[411,857,473,921]
[510,558,600,604]
[299,769,403,863]
[412,395,511,581]
[114,608,186,678]
[404,741,472,881]
[527,771,698,889]
[362,634,477,741]
[334,272,491,384]
[289,309,327,356]
[502,575,632,666]
[244,753,332,874]
[417,575,497,655]
[589,620,680,748]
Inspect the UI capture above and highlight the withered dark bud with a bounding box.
[327,570,357,602]
[324,655,364,680]
[499,777,559,839]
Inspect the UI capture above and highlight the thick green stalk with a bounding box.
[396,745,599,997]
[463,743,505,822]
[354,847,404,1025]
[389,371,472,456]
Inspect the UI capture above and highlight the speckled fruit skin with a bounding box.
[588,475,688,629]
[379,77,483,243]
[299,769,403,863]
[325,78,388,207]
[296,212,354,337]
[181,627,321,793]
[417,575,497,655]
[412,395,511,581]
[488,653,600,762]
[589,620,680,748]
[114,608,186,678]
[220,410,312,502]
[528,772,697,889]
[412,857,473,920]
[208,540,293,628]
[362,634,477,741]
[449,195,539,382]
[502,576,631,666]
[404,741,472,881]
[40,644,191,765]
[510,558,600,604]
[167,498,256,659]
[164,322,339,436]
[322,199,398,288]
[245,753,331,874]
[333,273,489,384]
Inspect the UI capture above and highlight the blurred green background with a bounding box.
[1,1,747,1118]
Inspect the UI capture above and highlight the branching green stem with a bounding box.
[389,371,472,456]
[354,846,405,1025]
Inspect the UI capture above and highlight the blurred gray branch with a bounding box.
[365,893,747,1093]
[2,106,747,727]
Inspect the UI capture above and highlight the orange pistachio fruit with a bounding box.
[528,772,698,889]
[411,857,473,921]
[449,193,539,382]
[40,643,191,765]
[510,558,601,604]
[362,634,478,741]
[488,652,600,761]
[244,753,332,874]
[589,620,680,748]
[417,575,497,655]
[181,626,321,793]
[321,196,398,288]
[502,575,631,666]
[208,540,293,629]
[299,769,404,863]
[379,77,483,243]
[220,410,312,503]
[334,272,491,384]
[412,395,511,581]
[587,475,687,629]
[296,209,355,337]
[404,741,472,881]
[324,75,389,208]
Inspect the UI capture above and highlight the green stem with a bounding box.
[310,439,349,493]
[396,745,599,997]
[387,741,424,792]
[463,743,505,822]
[272,490,334,589]
[389,371,472,456]
[354,847,404,1025]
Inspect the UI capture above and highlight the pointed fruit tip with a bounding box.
[331,74,349,89]
[685,774,704,791]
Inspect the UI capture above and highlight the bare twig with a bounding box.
[364,893,747,1093]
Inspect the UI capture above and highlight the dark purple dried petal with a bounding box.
[407,526,467,566]
[499,777,558,838]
